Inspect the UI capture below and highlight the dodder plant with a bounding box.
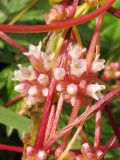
[0,0,120,159]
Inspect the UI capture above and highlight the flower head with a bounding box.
[13,65,38,81]
[86,83,106,100]
[92,54,105,73]
[70,59,86,77]
[68,44,86,59]
[23,41,43,60]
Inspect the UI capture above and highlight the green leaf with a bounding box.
[0,106,30,134]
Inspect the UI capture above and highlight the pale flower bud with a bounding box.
[54,68,66,81]
[37,150,47,160]
[38,74,49,86]
[26,146,34,156]
[67,83,78,96]
[14,82,31,94]
[25,96,38,105]
[56,84,62,92]
[42,88,49,97]
[28,86,38,96]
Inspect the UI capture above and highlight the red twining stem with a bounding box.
[4,95,24,107]
[108,7,120,18]
[106,106,120,144]
[44,86,120,150]
[34,29,71,150]
[0,32,26,52]
[94,111,102,148]
[0,0,115,33]
[86,14,104,73]
[0,144,23,153]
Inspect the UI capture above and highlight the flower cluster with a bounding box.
[25,146,47,160]
[13,42,53,108]
[104,62,120,80]
[76,143,104,160]
[45,4,76,24]
[13,42,106,111]
[54,43,105,106]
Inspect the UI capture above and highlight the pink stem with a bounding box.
[4,95,24,107]
[61,102,81,149]
[44,105,56,143]
[0,144,23,153]
[94,111,102,148]
[109,143,120,149]
[106,106,120,144]
[34,29,71,150]
[49,94,64,137]
[0,0,114,33]
[102,135,116,159]
[0,32,26,52]
[86,14,104,73]
[44,86,120,150]
[108,7,120,18]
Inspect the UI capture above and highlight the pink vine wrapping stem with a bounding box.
[49,94,64,137]
[0,0,114,33]
[94,111,102,148]
[44,105,56,143]
[44,86,120,150]
[0,144,23,153]
[34,29,71,150]
[108,7,120,18]
[106,106,120,144]
[86,14,104,73]
[0,32,26,52]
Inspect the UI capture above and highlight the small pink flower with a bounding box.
[13,65,38,81]
[92,54,105,73]
[68,44,86,59]
[86,83,106,100]
[70,59,86,77]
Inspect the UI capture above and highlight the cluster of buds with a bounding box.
[25,146,47,160]
[13,42,106,112]
[13,42,53,109]
[54,143,104,160]
[45,4,76,24]
[76,143,104,160]
[104,62,120,80]
[54,43,105,106]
